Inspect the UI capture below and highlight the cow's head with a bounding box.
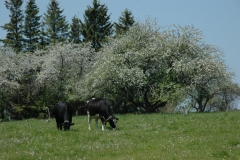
[106,116,119,130]
[62,120,75,131]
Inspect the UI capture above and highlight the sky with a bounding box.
[0,0,240,86]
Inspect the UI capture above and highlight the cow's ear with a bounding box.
[70,123,75,126]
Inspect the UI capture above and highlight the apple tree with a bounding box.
[77,19,237,113]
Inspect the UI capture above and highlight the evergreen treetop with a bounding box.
[24,0,41,52]
[115,8,135,36]
[37,21,49,50]
[80,0,113,51]
[1,0,24,53]
[69,15,82,44]
[43,0,69,44]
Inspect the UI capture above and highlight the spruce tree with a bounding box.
[38,21,49,49]
[115,9,135,36]
[43,0,69,44]
[80,0,113,51]
[69,15,81,44]
[1,0,24,53]
[24,0,41,52]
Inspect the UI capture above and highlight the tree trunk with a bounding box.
[0,106,4,120]
[143,92,167,113]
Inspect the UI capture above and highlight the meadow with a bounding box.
[1,111,240,160]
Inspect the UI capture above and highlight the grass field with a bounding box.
[1,111,240,160]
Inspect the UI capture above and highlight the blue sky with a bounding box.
[0,0,240,86]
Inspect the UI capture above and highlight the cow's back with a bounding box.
[87,98,112,117]
[52,102,74,130]
[53,102,73,122]
[53,102,67,118]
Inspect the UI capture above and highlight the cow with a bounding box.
[52,102,75,131]
[87,98,118,130]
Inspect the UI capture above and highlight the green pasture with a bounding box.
[1,111,240,160]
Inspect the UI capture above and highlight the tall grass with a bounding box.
[1,111,240,160]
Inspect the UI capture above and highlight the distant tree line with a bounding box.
[0,0,239,121]
[0,0,135,52]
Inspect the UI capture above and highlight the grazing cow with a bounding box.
[87,98,118,130]
[52,102,75,131]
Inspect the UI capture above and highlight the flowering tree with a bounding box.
[31,42,95,105]
[77,19,236,113]
[209,82,240,111]
[78,20,175,112]
[167,26,234,112]
[1,19,238,117]
[1,42,95,118]
[173,55,233,112]
[0,47,26,119]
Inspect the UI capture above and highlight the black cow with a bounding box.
[52,102,75,131]
[87,98,118,130]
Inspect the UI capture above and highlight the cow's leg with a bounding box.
[56,118,60,130]
[100,120,106,130]
[95,119,98,129]
[57,122,62,130]
[59,123,63,130]
[101,122,105,130]
[88,114,91,130]
[57,123,60,130]
[99,116,106,130]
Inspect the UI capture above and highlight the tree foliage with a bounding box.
[80,0,113,51]
[1,0,24,53]
[0,0,239,117]
[23,0,41,52]
[0,41,96,119]
[166,26,234,112]
[78,20,174,112]
[43,0,69,44]
[0,47,21,95]
[77,19,237,113]
[38,21,49,49]
[31,42,96,102]
[0,46,31,119]
[115,8,135,36]
[209,82,240,111]
[69,15,82,44]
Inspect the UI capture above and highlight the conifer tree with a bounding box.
[69,15,81,44]
[38,21,49,49]
[80,0,113,51]
[43,0,69,44]
[1,0,24,53]
[115,9,135,36]
[24,0,41,52]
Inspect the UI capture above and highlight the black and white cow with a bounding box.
[87,98,118,130]
[52,102,75,131]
